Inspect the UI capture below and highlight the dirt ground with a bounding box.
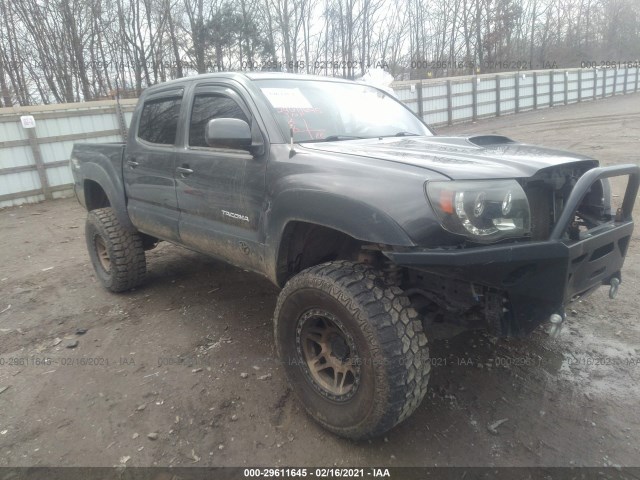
[1,93,639,468]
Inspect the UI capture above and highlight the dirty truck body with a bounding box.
[71,72,639,439]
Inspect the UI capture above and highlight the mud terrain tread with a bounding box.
[86,208,146,292]
[274,260,430,438]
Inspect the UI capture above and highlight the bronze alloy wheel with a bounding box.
[296,309,360,401]
[95,235,111,272]
[274,261,430,438]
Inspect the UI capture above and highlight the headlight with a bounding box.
[426,180,531,242]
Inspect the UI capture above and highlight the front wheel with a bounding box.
[274,261,430,439]
[85,208,146,292]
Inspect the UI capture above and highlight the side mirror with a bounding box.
[205,118,252,149]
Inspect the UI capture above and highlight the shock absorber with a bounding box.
[382,260,403,286]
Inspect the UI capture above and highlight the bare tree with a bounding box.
[1,0,639,104]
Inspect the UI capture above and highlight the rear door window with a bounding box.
[138,97,182,145]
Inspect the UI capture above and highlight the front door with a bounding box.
[175,85,267,273]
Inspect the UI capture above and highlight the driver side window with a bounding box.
[189,94,249,147]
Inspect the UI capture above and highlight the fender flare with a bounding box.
[77,162,135,231]
[265,189,414,283]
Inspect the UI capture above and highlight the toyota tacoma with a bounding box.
[70,72,639,439]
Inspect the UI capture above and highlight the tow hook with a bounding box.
[609,277,621,300]
[549,312,564,338]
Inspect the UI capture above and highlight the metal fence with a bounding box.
[394,66,640,127]
[0,99,136,208]
[1,66,639,207]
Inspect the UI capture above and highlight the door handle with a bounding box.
[176,166,194,176]
[127,159,139,168]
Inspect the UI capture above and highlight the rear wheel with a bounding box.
[85,208,146,292]
[274,261,430,439]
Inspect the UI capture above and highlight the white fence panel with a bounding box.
[2,68,639,207]
[0,99,136,207]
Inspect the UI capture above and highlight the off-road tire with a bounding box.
[274,260,430,439]
[85,208,146,292]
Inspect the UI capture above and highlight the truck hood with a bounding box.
[300,135,598,179]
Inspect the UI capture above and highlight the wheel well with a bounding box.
[276,222,365,286]
[84,180,110,211]
[84,180,158,249]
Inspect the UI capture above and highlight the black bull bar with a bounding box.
[385,164,640,335]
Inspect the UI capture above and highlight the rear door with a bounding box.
[175,84,267,272]
[124,88,183,242]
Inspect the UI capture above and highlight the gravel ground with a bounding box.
[0,93,639,468]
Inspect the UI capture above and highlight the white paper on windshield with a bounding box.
[262,88,312,109]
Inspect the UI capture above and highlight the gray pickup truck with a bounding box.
[71,72,639,439]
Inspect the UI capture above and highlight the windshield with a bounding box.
[255,79,432,143]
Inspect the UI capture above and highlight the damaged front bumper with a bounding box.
[384,164,640,336]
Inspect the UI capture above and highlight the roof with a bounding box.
[143,71,357,93]
[244,71,354,84]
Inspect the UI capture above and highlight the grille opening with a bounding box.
[571,253,588,265]
[589,266,607,279]
[521,164,611,241]
[589,242,614,261]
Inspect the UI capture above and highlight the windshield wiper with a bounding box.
[298,135,366,143]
